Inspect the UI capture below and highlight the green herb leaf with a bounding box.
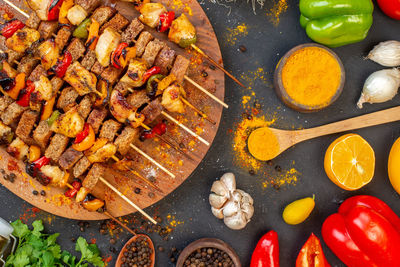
[11,220,30,238]
[32,220,44,237]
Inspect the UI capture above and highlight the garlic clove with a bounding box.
[231,190,242,203]
[220,172,236,192]
[211,207,224,219]
[367,41,400,67]
[241,203,254,220]
[236,189,254,205]
[211,180,229,197]
[224,211,248,230]
[222,199,240,217]
[209,193,228,209]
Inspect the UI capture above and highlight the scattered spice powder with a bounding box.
[225,23,249,46]
[169,0,193,16]
[263,166,300,188]
[266,0,288,26]
[166,214,184,228]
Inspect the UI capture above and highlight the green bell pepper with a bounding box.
[73,18,91,39]
[299,0,374,47]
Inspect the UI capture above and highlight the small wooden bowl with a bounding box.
[115,234,155,267]
[274,43,345,113]
[176,238,241,267]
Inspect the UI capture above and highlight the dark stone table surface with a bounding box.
[1,0,400,266]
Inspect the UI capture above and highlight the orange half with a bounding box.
[324,134,375,191]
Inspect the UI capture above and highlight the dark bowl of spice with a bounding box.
[116,234,155,267]
[274,43,345,113]
[176,238,241,267]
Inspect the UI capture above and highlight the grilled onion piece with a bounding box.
[96,27,121,67]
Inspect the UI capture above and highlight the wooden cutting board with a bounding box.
[0,0,224,220]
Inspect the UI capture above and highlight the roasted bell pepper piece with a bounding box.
[322,195,400,267]
[16,80,35,107]
[72,124,95,151]
[85,18,100,50]
[46,110,60,126]
[47,0,64,21]
[132,0,150,11]
[146,74,164,98]
[28,145,41,163]
[111,42,129,69]
[157,11,175,33]
[250,230,280,267]
[5,73,25,100]
[73,18,91,39]
[140,121,167,140]
[142,66,161,83]
[0,19,25,39]
[82,198,105,212]
[299,0,374,48]
[50,51,72,78]
[65,180,82,198]
[59,0,74,24]
[40,95,56,121]
[33,156,50,169]
[296,233,330,267]
[157,74,176,94]
[85,138,108,157]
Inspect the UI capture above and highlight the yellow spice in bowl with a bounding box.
[281,47,341,107]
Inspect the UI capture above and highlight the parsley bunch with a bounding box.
[5,220,104,267]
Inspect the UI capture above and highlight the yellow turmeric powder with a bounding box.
[282,47,341,107]
[248,127,280,161]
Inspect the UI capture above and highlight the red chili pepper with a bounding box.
[51,51,72,78]
[74,123,90,144]
[111,42,129,69]
[0,19,25,39]
[16,80,35,107]
[322,195,400,267]
[296,233,330,267]
[157,11,175,33]
[65,180,82,198]
[250,230,280,267]
[33,156,51,169]
[142,66,161,83]
[47,0,64,21]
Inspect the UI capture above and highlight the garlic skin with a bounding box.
[209,173,254,230]
[357,68,400,109]
[367,41,400,67]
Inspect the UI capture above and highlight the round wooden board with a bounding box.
[0,0,224,220]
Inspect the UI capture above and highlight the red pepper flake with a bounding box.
[90,238,97,244]
[7,158,20,172]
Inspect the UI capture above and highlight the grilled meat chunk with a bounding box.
[142,98,163,124]
[92,6,116,26]
[1,102,27,125]
[33,120,52,150]
[0,36,7,52]
[17,55,40,76]
[87,108,108,134]
[57,86,79,111]
[6,28,40,53]
[28,65,47,82]
[75,0,101,13]
[0,95,13,114]
[100,13,129,33]
[162,82,186,114]
[100,120,121,142]
[121,18,144,44]
[139,3,167,28]
[16,110,39,144]
[127,90,150,109]
[87,143,116,163]
[64,62,97,96]
[37,39,59,70]
[50,76,64,95]
[45,134,69,162]
[154,46,176,75]
[171,55,190,83]
[100,66,123,85]
[109,89,136,124]
[7,137,28,160]
[51,107,85,138]
[41,165,66,187]
[120,59,148,88]
[66,38,85,62]
[26,13,41,29]
[82,163,103,190]
[135,31,154,57]
[38,21,58,40]
[7,50,24,65]
[142,39,165,67]
[91,61,104,76]
[81,50,97,70]
[59,147,83,170]
[77,95,94,119]
[73,156,91,178]
[55,26,72,50]
[115,126,139,155]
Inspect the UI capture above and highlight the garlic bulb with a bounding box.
[357,68,400,109]
[209,173,254,230]
[367,41,400,67]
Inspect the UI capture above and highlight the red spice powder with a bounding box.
[7,158,20,172]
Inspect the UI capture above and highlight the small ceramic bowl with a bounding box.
[176,238,241,267]
[115,234,155,267]
[274,43,345,113]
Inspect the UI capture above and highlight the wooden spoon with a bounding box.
[250,106,400,161]
[115,234,155,267]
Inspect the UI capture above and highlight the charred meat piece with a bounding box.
[83,163,103,189]
[75,0,101,13]
[45,133,70,162]
[7,50,24,65]
[91,61,104,76]
[162,82,186,114]
[73,156,91,178]
[91,6,116,26]
[121,18,144,44]
[100,66,123,85]
[57,86,79,111]
[59,147,83,170]
[154,46,176,75]
[135,31,154,57]
[120,59,148,88]
[28,65,47,82]
[77,94,95,119]
[0,121,13,144]
[81,50,97,71]
[115,126,139,155]
[7,137,28,160]
[55,26,72,50]
[38,21,58,40]
[26,13,41,29]
[0,36,7,52]
[1,102,27,125]
[51,107,85,138]
[50,76,64,95]
[6,28,40,53]
[64,62,97,96]
[100,120,121,142]
[142,98,163,124]
[100,13,129,33]
[142,39,165,68]
[127,90,150,109]
[16,110,39,144]
[171,55,190,84]
[66,38,86,62]
[0,95,13,114]
[109,89,136,124]
[33,120,52,150]
[87,107,108,134]
[114,81,129,96]
[17,55,40,76]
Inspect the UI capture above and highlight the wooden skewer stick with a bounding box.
[103,210,137,236]
[161,111,210,146]
[129,143,176,179]
[190,44,245,89]
[3,0,29,18]
[181,97,216,125]
[183,75,228,108]
[99,177,157,224]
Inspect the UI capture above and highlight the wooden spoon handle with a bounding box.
[295,106,400,142]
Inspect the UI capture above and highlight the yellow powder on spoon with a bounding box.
[248,127,280,161]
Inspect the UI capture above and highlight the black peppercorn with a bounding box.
[249,169,255,175]
[32,190,38,195]
[275,165,282,172]
[134,188,141,194]
[40,190,46,196]
[239,45,247,52]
